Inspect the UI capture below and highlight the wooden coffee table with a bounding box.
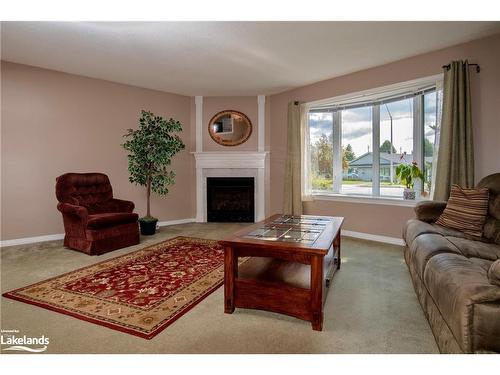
[219,214,343,331]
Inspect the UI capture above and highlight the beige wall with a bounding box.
[202,96,258,151]
[269,33,500,238]
[2,33,499,241]
[1,62,195,240]
[303,201,414,238]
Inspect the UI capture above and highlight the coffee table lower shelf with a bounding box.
[223,238,340,331]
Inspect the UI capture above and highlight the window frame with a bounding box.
[305,74,443,203]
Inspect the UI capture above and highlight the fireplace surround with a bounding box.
[192,151,268,222]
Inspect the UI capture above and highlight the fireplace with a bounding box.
[206,177,255,222]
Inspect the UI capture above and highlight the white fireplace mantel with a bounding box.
[192,151,268,169]
[192,151,269,223]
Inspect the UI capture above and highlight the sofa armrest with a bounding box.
[414,200,447,222]
[108,198,135,213]
[57,203,88,222]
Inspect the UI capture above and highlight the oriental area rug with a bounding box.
[3,236,235,339]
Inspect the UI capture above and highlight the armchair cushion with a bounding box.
[87,212,139,229]
[56,173,113,206]
[86,198,135,214]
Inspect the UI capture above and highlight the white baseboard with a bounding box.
[0,233,65,248]
[157,218,196,227]
[341,230,405,246]
[1,220,403,248]
[0,218,197,248]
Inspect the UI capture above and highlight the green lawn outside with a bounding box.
[312,177,405,189]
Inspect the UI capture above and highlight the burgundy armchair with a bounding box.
[56,173,140,255]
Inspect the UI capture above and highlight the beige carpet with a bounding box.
[1,222,438,353]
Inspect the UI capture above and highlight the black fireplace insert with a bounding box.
[206,177,254,222]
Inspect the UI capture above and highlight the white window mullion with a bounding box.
[413,95,423,197]
[372,105,380,197]
[332,111,342,194]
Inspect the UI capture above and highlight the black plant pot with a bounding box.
[139,218,158,235]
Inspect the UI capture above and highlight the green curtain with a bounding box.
[434,60,474,201]
[283,101,302,215]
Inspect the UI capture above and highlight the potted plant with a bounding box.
[122,110,185,235]
[395,161,424,200]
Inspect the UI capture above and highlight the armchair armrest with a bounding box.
[414,200,447,223]
[108,198,135,213]
[57,202,88,222]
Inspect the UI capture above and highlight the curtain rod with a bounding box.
[442,63,480,73]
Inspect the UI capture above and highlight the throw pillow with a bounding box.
[436,185,489,238]
[488,259,500,287]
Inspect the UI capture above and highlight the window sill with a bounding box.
[310,193,428,207]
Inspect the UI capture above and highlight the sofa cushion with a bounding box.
[87,212,139,229]
[436,185,489,238]
[489,260,500,287]
[423,253,500,352]
[403,219,464,246]
[470,257,494,273]
[408,234,462,279]
[445,236,500,262]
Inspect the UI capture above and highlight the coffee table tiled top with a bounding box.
[221,214,343,254]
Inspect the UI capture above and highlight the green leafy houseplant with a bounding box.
[122,110,185,234]
[395,161,424,200]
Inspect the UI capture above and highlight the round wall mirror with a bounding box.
[208,110,252,147]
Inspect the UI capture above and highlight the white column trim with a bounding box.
[195,167,204,222]
[257,95,266,152]
[257,168,266,221]
[195,96,203,153]
[195,96,204,221]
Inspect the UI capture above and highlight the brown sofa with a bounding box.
[403,173,500,353]
[56,173,140,255]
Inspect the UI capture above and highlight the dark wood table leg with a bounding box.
[334,230,341,270]
[310,254,324,331]
[224,246,237,314]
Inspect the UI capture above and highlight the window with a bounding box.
[306,75,443,200]
[308,112,333,191]
[379,97,413,197]
[423,90,441,195]
[341,107,372,195]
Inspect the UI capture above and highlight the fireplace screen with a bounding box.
[207,177,255,222]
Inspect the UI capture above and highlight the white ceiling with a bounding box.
[2,22,500,96]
